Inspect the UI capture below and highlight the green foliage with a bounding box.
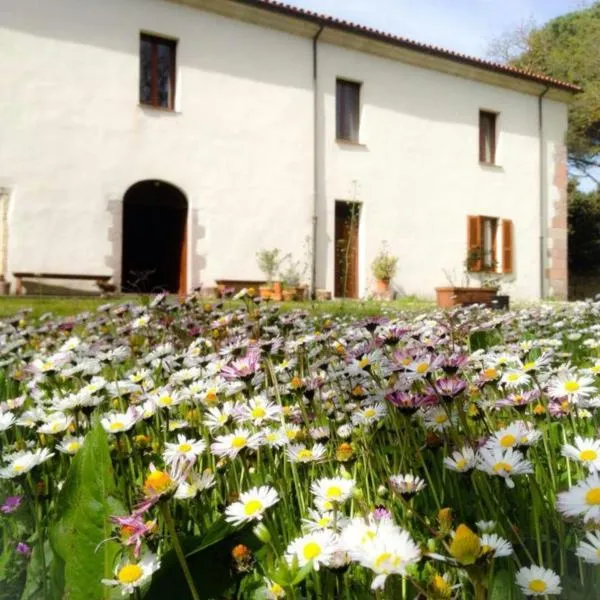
[49,419,124,600]
[497,3,600,171]
[256,249,283,283]
[468,327,504,352]
[568,180,600,273]
[371,242,398,281]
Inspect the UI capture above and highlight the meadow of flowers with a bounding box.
[1,292,600,599]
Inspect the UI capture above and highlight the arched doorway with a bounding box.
[121,180,187,294]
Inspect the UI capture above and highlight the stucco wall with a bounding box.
[0,0,569,299]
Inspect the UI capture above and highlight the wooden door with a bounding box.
[334,201,360,298]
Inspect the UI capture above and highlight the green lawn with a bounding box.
[0,295,435,319]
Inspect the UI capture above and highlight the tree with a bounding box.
[487,3,600,180]
[568,180,600,274]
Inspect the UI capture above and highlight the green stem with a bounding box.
[160,501,201,600]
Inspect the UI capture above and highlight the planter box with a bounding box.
[435,287,498,308]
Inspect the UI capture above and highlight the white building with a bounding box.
[0,0,578,299]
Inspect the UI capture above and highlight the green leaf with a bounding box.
[469,328,504,352]
[48,419,124,600]
[490,569,513,600]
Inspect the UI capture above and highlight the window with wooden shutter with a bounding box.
[467,215,483,272]
[502,219,514,273]
[479,111,497,164]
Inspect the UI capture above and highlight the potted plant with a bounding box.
[256,248,282,300]
[435,250,499,308]
[280,259,304,301]
[371,242,398,296]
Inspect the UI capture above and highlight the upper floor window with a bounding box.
[336,79,361,142]
[140,33,177,110]
[479,110,497,164]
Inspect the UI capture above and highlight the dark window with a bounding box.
[479,110,497,164]
[336,79,361,142]
[140,34,177,110]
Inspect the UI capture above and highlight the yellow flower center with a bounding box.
[585,487,600,505]
[506,373,519,382]
[50,422,62,433]
[117,564,143,585]
[178,443,192,453]
[231,436,247,449]
[269,583,284,595]
[251,407,266,419]
[374,552,395,570]
[416,363,429,374]
[432,574,451,596]
[483,368,497,379]
[533,403,546,415]
[565,381,580,393]
[500,434,516,448]
[326,486,342,499]
[243,499,263,516]
[456,458,467,470]
[206,389,217,404]
[528,579,547,593]
[580,449,598,462]
[359,357,369,369]
[302,542,321,560]
[434,413,448,424]
[297,449,313,460]
[13,464,25,473]
[318,517,331,527]
[493,462,512,474]
[67,442,80,453]
[363,408,376,418]
[286,429,297,440]
[110,422,125,431]
[144,470,171,494]
[523,362,536,371]
[160,396,173,406]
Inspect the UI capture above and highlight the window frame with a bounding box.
[336,78,362,143]
[139,33,177,111]
[479,110,498,165]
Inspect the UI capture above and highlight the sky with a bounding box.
[284,0,588,58]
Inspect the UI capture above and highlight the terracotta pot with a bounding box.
[272,281,283,302]
[294,286,306,300]
[259,285,273,300]
[282,289,297,301]
[435,287,498,308]
[374,278,390,294]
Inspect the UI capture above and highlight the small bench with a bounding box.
[13,272,113,295]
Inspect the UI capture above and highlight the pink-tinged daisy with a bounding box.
[556,473,600,523]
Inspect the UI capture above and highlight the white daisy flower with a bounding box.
[500,369,531,388]
[422,406,455,432]
[476,447,533,488]
[235,395,281,426]
[485,422,541,451]
[547,371,595,402]
[475,520,496,533]
[443,446,476,473]
[389,473,426,499]
[56,436,85,455]
[101,410,138,434]
[152,389,183,410]
[562,436,600,471]
[311,477,355,509]
[203,402,235,431]
[0,411,15,432]
[163,434,206,465]
[263,578,286,600]
[0,448,54,479]
[575,531,600,564]
[515,565,562,596]
[480,533,513,557]
[225,485,279,526]
[351,403,387,427]
[261,428,289,448]
[285,443,327,463]
[557,473,600,523]
[174,469,216,500]
[102,553,160,594]
[301,509,339,532]
[336,424,353,439]
[37,412,73,435]
[210,428,262,459]
[285,530,339,571]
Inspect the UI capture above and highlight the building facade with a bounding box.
[0,0,577,299]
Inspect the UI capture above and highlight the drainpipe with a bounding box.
[538,86,550,299]
[311,25,325,300]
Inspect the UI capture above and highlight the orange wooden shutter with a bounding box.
[467,215,483,272]
[502,219,513,273]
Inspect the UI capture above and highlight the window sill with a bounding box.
[138,104,180,115]
[336,139,368,150]
[479,162,503,171]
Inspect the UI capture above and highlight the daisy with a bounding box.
[101,410,138,435]
[515,565,562,596]
[210,428,262,459]
[163,434,206,466]
[174,470,216,500]
[485,422,541,451]
[0,411,15,432]
[562,436,600,471]
[236,395,281,426]
[0,448,54,479]
[152,389,183,410]
[476,448,533,488]
[203,402,235,431]
[102,553,160,595]
[422,406,454,432]
[37,412,73,435]
[286,443,327,463]
[499,369,531,389]
[285,530,339,571]
[302,509,338,532]
[575,531,600,564]
[56,436,85,455]
[443,446,476,473]
[389,473,426,499]
[480,533,513,557]
[475,520,496,533]
[547,371,595,402]
[225,486,279,526]
[261,428,289,448]
[311,477,355,509]
[351,403,387,427]
[556,473,600,523]
[263,578,286,600]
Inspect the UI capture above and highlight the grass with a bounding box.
[0,295,435,319]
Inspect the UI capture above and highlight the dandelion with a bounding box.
[102,553,160,595]
[225,486,279,526]
[515,565,562,596]
[285,530,339,571]
[562,436,600,471]
[557,473,600,523]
